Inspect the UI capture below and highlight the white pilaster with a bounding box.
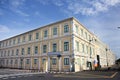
[59,57,61,72]
[18,58,20,68]
[59,40,61,51]
[49,42,50,52]
[38,58,40,70]
[59,24,61,36]
[24,59,26,69]
[48,57,50,71]
[30,58,32,69]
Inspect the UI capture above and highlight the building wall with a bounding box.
[0,17,116,72]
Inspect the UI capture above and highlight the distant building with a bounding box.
[0,17,116,72]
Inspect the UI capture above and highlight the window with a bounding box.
[44,30,48,37]
[1,51,3,57]
[35,46,38,54]
[76,41,79,51]
[29,34,32,41]
[64,24,69,33]
[82,58,85,65]
[64,42,69,51]
[28,47,30,54]
[9,40,11,46]
[13,39,16,44]
[8,50,10,56]
[12,50,14,56]
[11,60,13,64]
[43,45,47,53]
[52,58,56,65]
[15,59,17,64]
[0,51,3,57]
[89,35,91,41]
[16,49,19,55]
[64,58,69,65]
[53,27,57,35]
[34,59,37,64]
[36,33,39,39]
[6,60,8,65]
[18,38,20,43]
[85,32,87,39]
[82,44,84,52]
[6,41,8,46]
[90,47,92,57]
[81,29,83,36]
[86,46,88,54]
[26,59,30,64]
[53,43,57,52]
[21,48,24,55]
[75,25,78,33]
[22,36,25,42]
[4,51,6,56]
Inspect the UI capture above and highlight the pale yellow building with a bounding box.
[0,17,116,72]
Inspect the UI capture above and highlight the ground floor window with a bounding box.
[34,59,38,64]
[64,58,69,65]
[52,58,56,65]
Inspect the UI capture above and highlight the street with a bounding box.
[0,69,119,80]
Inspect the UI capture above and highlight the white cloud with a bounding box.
[38,0,120,15]
[0,25,10,33]
[67,0,120,15]
[15,10,29,16]
[8,0,29,17]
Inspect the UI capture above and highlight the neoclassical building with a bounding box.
[0,17,116,72]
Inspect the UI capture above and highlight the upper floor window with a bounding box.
[6,41,8,46]
[13,39,16,44]
[90,47,92,57]
[35,46,38,54]
[28,47,31,54]
[82,44,84,52]
[12,50,14,56]
[76,41,79,51]
[9,40,11,46]
[8,50,10,56]
[36,33,39,39]
[4,51,6,56]
[85,32,87,39]
[64,24,69,33]
[64,58,69,65]
[43,45,47,53]
[53,43,57,52]
[86,46,88,54]
[21,48,24,55]
[22,36,26,42]
[29,34,32,41]
[52,58,56,65]
[16,49,19,55]
[0,43,1,48]
[53,27,57,35]
[75,25,78,33]
[44,30,48,38]
[64,42,69,51]
[81,29,83,36]
[1,51,3,57]
[18,37,20,43]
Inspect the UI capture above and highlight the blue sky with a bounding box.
[0,0,120,58]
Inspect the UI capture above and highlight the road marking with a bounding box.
[110,72,118,78]
[10,76,16,78]
[54,72,118,78]
[2,77,8,79]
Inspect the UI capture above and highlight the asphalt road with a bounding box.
[0,69,119,80]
